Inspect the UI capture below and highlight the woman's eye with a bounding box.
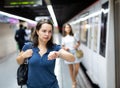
[49,31,52,33]
[41,29,52,34]
[42,30,46,32]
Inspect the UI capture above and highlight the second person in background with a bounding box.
[14,24,26,51]
[62,23,81,88]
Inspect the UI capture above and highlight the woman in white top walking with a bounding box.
[62,24,81,88]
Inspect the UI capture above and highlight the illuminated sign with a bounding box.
[4,0,42,6]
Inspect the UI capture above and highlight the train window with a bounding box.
[88,17,93,49]
[80,19,88,46]
[99,1,109,57]
[93,15,100,52]
[86,15,100,53]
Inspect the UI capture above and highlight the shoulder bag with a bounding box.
[17,60,28,87]
[76,49,84,58]
[17,42,33,88]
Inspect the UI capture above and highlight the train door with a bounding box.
[114,0,120,88]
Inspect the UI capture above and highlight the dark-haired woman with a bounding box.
[16,19,75,88]
[62,24,81,88]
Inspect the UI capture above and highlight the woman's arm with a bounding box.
[16,49,33,64]
[74,41,80,50]
[48,49,75,62]
[58,49,75,61]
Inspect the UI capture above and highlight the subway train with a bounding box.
[65,0,119,88]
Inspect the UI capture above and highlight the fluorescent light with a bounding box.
[35,16,50,22]
[47,5,58,27]
[70,9,109,25]
[0,11,37,24]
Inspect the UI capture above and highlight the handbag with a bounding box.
[17,42,33,87]
[76,49,83,58]
[17,60,28,86]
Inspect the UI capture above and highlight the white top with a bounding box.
[62,34,82,64]
[25,29,31,41]
[62,35,75,50]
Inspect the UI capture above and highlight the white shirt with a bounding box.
[62,35,75,50]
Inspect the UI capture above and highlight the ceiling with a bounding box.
[0,0,98,29]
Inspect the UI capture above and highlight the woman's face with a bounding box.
[64,25,71,34]
[36,23,53,43]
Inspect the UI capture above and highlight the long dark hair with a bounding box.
[62,23,73,37]
[31,19,54,48]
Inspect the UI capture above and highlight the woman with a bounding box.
[16,19,75,88]
[62,24,81,88]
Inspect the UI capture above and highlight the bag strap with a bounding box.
[21,85,22,88]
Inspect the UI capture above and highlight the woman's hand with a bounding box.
[22,49,33,59]
[74,41,80,50]
[48,49,75,62]
[16,49,33,64]
[48,51,59,60]
[74,45,78,50]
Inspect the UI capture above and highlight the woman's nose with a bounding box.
[45,32,49,35]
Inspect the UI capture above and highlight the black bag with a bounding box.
[17,42,33,87]
[17,61,28,86]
